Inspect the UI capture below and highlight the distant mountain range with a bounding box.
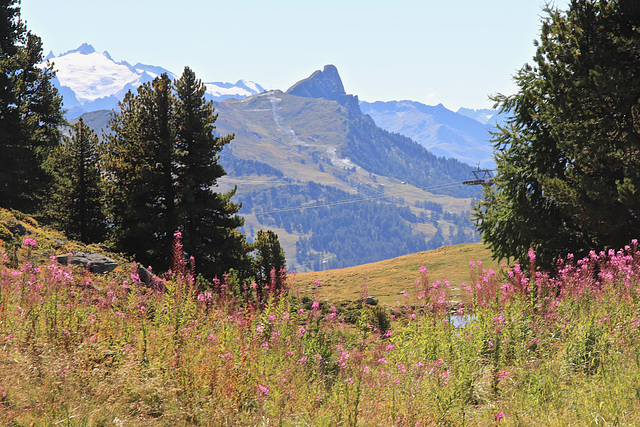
[44,43,502,168]
[360,101,497,167]
[51,44,503,270]
[70,64,485,271]
[456,107,505,127]
[43,43,264,118]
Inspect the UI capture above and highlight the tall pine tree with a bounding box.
[104,89,159,267]
[45,118,106,243]
[104,75,177,270]
[0,0,64,213]
[474,0,640,270]
[174,66,249,279]
[105,68,251,278]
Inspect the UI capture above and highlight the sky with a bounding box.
[20,0,569,111]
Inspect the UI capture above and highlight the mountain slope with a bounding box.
[360,100,496,167]
[75,65,481,271]
[210,66,481,270]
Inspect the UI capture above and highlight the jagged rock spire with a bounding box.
[286,64,360,115]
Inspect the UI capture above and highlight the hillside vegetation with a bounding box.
[292,242,498,306]
[2,210,640,425]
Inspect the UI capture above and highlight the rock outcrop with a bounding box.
[55,251,118,274]
[286,64,361,116]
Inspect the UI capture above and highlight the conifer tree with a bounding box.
[174,66,248,279]
[45,118,106,243]
[137,73,177,266]
[104,90,159,267]
[253,229,287,302]
[105,69,251,278]
[104,75,178,269]
[0,0,64,213]
[474,0,640,271]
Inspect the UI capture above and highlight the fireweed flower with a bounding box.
[497,371,511,379]
[22,236,37,248]
[258,384,269,396]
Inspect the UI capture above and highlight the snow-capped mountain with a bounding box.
[42,43,264,118]
[204,80,264,100]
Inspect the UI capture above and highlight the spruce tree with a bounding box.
[45,118,106,243]
[0,0,64,213]
[174,66,248,279]
[105,68,251,278]
[474,0,640,271]
[104,90,159,267]
[253,229,286,302]
[137,73,177,267]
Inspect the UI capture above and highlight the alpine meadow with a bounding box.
[3,0,640,425]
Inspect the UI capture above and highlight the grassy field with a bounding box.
[292,242,501,306]
[2,210,640,425]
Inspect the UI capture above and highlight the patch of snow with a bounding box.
[240,79,262,93]
[204,83,254,98]
[48,51,142,102]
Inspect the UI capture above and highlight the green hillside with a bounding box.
[291,242,499,306]
[74,70,482,272]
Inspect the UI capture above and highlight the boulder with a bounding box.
[55,251,118,274]
[361,296,378,306]
[6,222,29,236]
[136,265,166,291]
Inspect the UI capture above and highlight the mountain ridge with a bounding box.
[360,100,497,167]
[43,43,264,118]
[68,61,484,271]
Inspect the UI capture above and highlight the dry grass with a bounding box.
[291,242,501,306]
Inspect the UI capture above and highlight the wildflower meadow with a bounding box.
[2,232,640,425]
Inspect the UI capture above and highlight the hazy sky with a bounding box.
[21,0,568,110]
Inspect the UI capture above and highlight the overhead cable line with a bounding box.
[250,180,464,216]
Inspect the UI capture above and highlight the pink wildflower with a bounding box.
[497,370,511,379]
[22,236,37,248]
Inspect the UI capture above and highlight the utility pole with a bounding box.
[463,165,495,186]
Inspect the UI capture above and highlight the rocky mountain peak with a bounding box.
[61,43,97,56]
[286,64,345,101]
[286,64,360,115]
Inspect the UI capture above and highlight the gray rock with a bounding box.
[55,251,118,274]
[361,296,378,306]
[7,222,29,237]
[285,64,361,116]
[136,265,166,291]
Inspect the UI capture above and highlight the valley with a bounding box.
[65,57,493,272]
